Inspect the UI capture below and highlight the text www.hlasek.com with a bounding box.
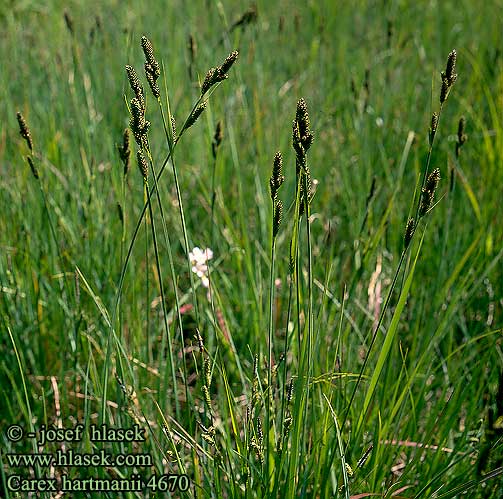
[7,449,152,468]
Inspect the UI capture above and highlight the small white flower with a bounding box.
[189,247,213,291]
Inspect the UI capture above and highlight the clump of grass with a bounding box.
[343,49,458,432]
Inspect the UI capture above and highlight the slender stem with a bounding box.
[144,143,180,419]
[265,214,277,484]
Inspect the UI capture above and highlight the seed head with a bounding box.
[171,115,177,142]
[283,411,293,436]
[419,168,441,217]
[195,330,204,352]
[141,36,161,98]
[125,65,145,110]
[295,98,313,151]
[145,67,160,98]
[200,50,239,95]
[141,36,160,77]
[204,356,212,387]
[455,116,467,158]
[256,417,263,444]
[118,128,131,175]
[445,49,457,85]
[219,50,239,75]
[425,167,441,193]
[440,79,449,104]
[287,378,294,404]
[269,151,284,200]
[201,67,217,95]
[129,98,149,146]
[202,385,212,411]
[440,49,457,103]
[292,119,303,155]
[16,112,33,152]
[185,101,207,129]
[137,150,148,181]
[404,218,415,249]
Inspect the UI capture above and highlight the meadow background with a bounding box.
[1,0,502,497]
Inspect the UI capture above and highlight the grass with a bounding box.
[1,1,502,497]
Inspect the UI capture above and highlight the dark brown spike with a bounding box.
[440,79,449,104]
[16,112,33,152]
[296,98,310,144]
[419,168,441,217]
[424,168,441,193]
[445,49,457,85]
[201,67,217,95]
[404,218,415,249]
[219,50,239,75]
